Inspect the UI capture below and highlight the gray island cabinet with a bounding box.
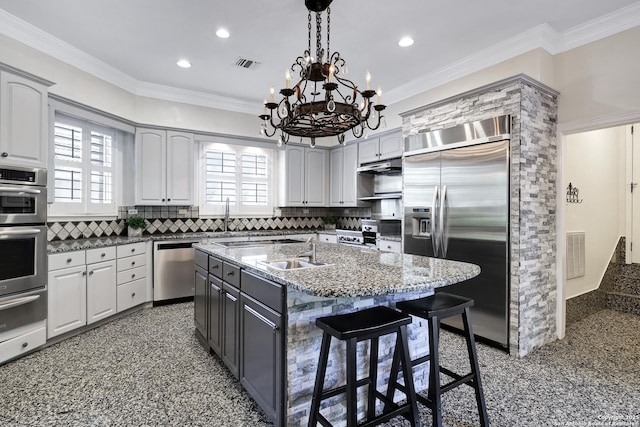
[193,241,479,427]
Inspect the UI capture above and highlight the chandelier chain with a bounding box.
[315,12,322,61]
[327,7,331,60]
[307,11,312,55]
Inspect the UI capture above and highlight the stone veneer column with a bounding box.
[401,74,559,357]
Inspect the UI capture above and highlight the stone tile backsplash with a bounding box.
[47,206,371,241]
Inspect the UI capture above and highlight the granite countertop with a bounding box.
[194,241,480,298]
[47,230,318,254]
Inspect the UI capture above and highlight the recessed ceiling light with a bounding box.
[176,59,191,68]
[216,28,230,39]
[398,36,414,47]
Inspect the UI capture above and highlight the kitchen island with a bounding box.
[193,240,479,426]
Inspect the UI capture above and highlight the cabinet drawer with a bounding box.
[117,265,146,285]
[195,249,208,270]
[0,325,46,365]
[86,246,117,264]
[318,233,337,244]
[49,251,85,271]
[241,270,283,313]
[222,262,240,287]
[209,256,223,278]
[117,253,146,271]
[117,242,146,258]
[117,278,146,312]
[378,240,401,253]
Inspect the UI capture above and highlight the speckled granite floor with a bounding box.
[1,305,639,427]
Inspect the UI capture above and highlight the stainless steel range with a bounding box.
[336,229,376,248]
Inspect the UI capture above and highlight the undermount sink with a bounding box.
[259,258,333,271]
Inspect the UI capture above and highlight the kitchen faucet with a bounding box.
[296,236,317,264]
[224,197,230,232]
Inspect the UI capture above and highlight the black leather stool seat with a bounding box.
[389,292,489,427]
[316,305,412,341]
[308,306,421,427]
[395,292,474,319]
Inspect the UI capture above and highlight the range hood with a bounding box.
[356,158,402,174]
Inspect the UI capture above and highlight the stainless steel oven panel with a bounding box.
[0,225,47,297]
[0,184,47,224]
[0,287,47,337]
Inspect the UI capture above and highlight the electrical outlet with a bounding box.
[344,209,349,214]
[178,209,188,215]
[303,209,309,214]
[128,208,138,215]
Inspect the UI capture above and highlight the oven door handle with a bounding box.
[0,229,43,236]
[0,186,42,195]
[0,294,40,311]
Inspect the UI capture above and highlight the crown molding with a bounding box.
[2,5,640,115]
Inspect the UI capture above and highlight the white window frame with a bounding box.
[49,113,119,217]
[199,141,276,217]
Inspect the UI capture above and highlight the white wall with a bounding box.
[564,127,626,298]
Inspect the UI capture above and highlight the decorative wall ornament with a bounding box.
[566,182,583,203]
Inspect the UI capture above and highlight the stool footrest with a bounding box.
[319,377,372,401]
[359,399,417,427]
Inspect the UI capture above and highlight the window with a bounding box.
[200,142,275,216]
[50,114,116,216]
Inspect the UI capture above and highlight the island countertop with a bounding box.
[193,241,480,298]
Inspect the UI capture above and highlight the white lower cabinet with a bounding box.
[0,322,47,365]
[48,243,145,339]
[377,239,402,253]
[116,242,147,312]
[317,233,337,244]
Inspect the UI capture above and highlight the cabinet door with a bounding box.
[240,294,283,425]
[329,147,343,206]
[166,131,194,205]
[378,132,403,160]
[222,282,240,378]
[135,128,167,205]
[194,265,208,339]
[358,138,380,164]
[208,275,223,355]
[282,146,305,206]
[0,71,48,168]
[48,265,87,338]
[86,260,117,325]
[304,149,327,206]
[341,143,359,206]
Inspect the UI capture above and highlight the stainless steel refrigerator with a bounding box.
[403,116,510,349]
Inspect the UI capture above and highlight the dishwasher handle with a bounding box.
[156,241,198,250]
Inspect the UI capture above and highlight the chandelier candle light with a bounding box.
[259,0,387,148]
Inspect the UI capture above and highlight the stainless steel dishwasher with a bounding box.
[153,239,201,303]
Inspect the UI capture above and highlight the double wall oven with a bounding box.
[0,166,48,343]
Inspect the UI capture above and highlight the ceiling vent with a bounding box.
[234,57,260,70]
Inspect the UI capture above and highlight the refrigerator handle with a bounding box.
[440,185,448,258]
[432,185,440,257]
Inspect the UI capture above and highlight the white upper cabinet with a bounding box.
[279,146,327,207]
[330,143,359,206]
[357,130,403,165]
[135,128,194,205]
[0,69,51,169]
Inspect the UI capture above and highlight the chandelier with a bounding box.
[259,0,386,148]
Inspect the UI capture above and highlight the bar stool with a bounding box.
[308,306,421,427]
[387,292,489,427]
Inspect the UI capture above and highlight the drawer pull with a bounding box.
[131,262,136,266]
[89,271,94,275]
[211,265,219,269]
[82,271,87,276]
[131,274,136,279]
[131,248,136,253]
[101,253,106,257]
[22,342,28,348]
[132,292,136,298]
[67,258,72,263]
[226,271,234,276]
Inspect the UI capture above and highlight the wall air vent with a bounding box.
[566,232,586,279]
[234,57,260,70]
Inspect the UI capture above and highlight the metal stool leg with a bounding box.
[428,316,443,427]
[368,337,379,420]
[346,337,358,427]
[308,332,332,427]
[462,307,489,427]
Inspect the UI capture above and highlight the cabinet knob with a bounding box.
[162,198,165,202]
[132,292,136,298]
[22,342,28,348]
[89,271,94,275]
[211,265,219,269]
[101,253,106,257]
[1,152,8,158]
[167,198,171,202]
[67,258,72,263]
[131,248,136,253]
[226,271,234,276]
[132,274,136,279]
[82,271,87,276]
